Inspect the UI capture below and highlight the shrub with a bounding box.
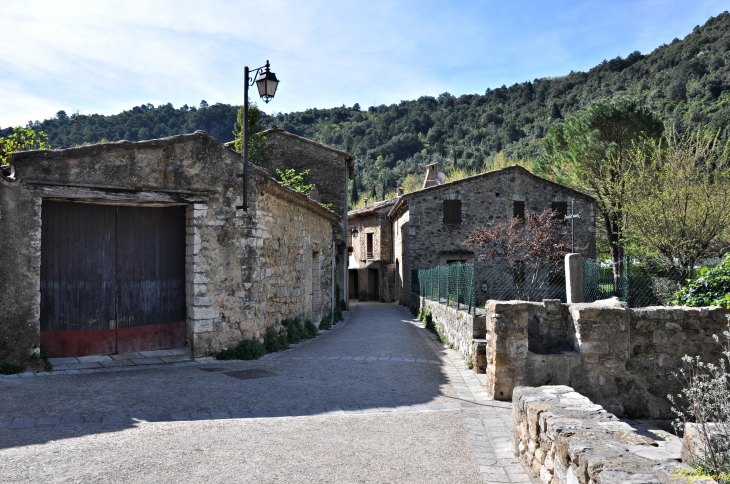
[319,314,332,330]
[282,317,306,344]
[410,306,419,318]
[671,254,730,308]
[0,362,23,375]
[216,339,267,360]
[334,305,343,323]
[304,319,319,338]
[264,327,288,353]
[669,316,730,480]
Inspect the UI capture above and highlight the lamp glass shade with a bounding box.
[256,70,279,102]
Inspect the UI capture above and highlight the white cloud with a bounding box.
[1,0,728,127]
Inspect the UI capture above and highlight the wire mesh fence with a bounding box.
[411,261,476,314]
[583,256,721,307]
[412,258,568,313]
[413,256,722,311]
[473,259,566,305]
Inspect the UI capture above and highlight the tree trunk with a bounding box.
[604,213,624,298]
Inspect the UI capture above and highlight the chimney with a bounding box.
[309,184,321,202]
[396,186,404,197]
[422,163,439,189]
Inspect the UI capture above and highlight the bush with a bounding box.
[264,327,288,353]
[0,362,23,375]
[333,305,343,323]
[410,306,419,318]
[671,254,730,308]
[216,339,267,360]
[319,314,332,330]
[669,316,730,480]
[304,319,319,338]
[282,317,306,344]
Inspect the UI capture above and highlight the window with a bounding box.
[551,202,568,224]
[513,200,525,221]
[366,233,374,260]
[443,200,461,225]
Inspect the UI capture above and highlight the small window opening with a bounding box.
[551,202,568,224]
[513,200,525,221]
[443,200,461,225]
[366,233,374,260]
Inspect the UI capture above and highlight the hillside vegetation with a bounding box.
[4,12,730,200]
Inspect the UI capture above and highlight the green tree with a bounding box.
[626,125,730,278]
[542,97,663,292]
[275,168,312,195]
[1,126,51,165]
[232,102,266,165]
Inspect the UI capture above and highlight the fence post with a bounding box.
[565,253,584,304]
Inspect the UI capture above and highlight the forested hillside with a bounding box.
[4,11,730,200]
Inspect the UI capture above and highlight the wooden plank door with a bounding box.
[40,201,187,357]
[40,201,118,356]
[116,205,187,353]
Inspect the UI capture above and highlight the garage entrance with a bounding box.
[40,201,187,358]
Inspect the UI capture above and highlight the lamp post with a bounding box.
[236,60,279,211]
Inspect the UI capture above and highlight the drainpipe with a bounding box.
[332,237,336,323]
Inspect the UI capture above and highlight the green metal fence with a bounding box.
[583,256,716,307]
[412,261,476,314]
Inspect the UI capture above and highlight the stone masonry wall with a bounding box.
[392,165,596,303]
[1,132,339,366]
[415,292,729,419]
[487,299,729,418]
[0,177,43,366]
[418,297,486,366]
[513,386,710,484]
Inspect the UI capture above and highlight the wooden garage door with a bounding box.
[40,201,187,357]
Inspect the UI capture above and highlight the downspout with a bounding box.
[343,167,349,309]
[332,237,336,323]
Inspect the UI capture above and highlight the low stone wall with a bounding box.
[414,293,729,419]
[416,296,486,367]
[513,386,715,484]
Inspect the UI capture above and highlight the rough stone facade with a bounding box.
[411,292,729,418]
[417,297,486,368]
[0,131,339,366]
[513,386,710,484]
[390,165,596,306]
[259,128,355,303]
[347,199,396,302]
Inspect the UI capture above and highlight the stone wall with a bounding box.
[348,201,395,301]
[391,165,596,302]
[413,293,729,418]
[417,296,486,366]
[260,128,354,302]
[0,132,339,366]
[486,299,729,418]
[513,386,711,484]
[0,176,43,366]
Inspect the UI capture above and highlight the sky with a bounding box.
[1,0,729,128]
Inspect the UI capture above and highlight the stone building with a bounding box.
[258,127,355,304]
[389,164,596,306]
[347,198,397,302]
[0,131,339,367]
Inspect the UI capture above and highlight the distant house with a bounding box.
[347,198,398,302]
[388,163,596,306]
[0,131,339,366]
[258,127,355,304]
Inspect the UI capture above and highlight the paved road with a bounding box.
[0,302,534,483]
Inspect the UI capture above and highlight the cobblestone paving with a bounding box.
[1,302,535,483]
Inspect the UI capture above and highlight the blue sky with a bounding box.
[1,0,728,128]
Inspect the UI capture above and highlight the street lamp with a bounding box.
[236,60,279,211]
